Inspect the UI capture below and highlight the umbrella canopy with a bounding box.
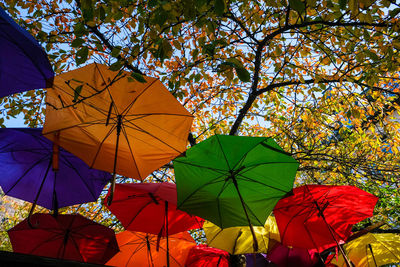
[0,128,111,210]
[330,233,400,267]
[273,185,378,252]
[0,7,53,97]
[174,135,298,229]
[185,244,230,267]
[42,63,193,181]
[104,182,204,236]
[8,213,119,265]
[106,231,196,267]
[203,216,280,254]
[266,242,319,267]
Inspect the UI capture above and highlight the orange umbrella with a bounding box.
[106,231,196,267]
[42,63,193,202]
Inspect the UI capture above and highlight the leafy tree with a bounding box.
[0,0,400,250]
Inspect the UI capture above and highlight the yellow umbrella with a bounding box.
[203,216,280,254]
[331,233,400,267]
[42,63,193,202]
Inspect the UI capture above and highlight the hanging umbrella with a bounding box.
[174,135,298,250]
[0,7,53,97]
[8,213,119,264]
[266,242,319,267]
[185,244,230,267]
[104,182,204,236]
[106,231,196,267]
[203,216,280,254]
[104,182,204,267]
[42,63,193,203]
[273,184,378,254]
[0,128,111,215]
[330,233,400,267]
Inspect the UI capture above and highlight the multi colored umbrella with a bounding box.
[42,63,193,203]
[104,182,204,236]
[185,244,230,267]
[0,128,111,214]
[174,135,298,250]
[203,216,280,254]
[273,185,378,253]
[0,7,53,97]
[266,242,319,267]
[330,233,400,267]
[8,213,119,265]
[106,231,196,267]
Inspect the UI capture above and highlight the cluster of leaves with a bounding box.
[0,0,400,249]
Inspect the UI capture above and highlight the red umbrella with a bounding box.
[266,242,319,267]
[273,185,378,254]
[8,213,119,264]
[104,182,204,236]
[185,244,230,267]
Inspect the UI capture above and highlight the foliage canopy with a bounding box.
[0,0,400,250]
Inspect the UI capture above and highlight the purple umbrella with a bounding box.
[0,7,54,98]
[0,128,111,213]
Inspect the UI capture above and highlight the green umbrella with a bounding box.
[174,135,298,251]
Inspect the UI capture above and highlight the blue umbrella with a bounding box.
[0,128,111,215]
[0,7,54,97]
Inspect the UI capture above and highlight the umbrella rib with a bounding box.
[59,155,101,200]
[177,173,228,209]
[123,114,191,141]
[119,123,142,179]
[174,161,227,173]
[215,180,231,227]
[25,232,63,255]
[125,200,158,229]
[50,82,113,118]
[89,123,118,168]
[375,239,400,261]
[122,119,185,154]
[277,200,317,242]
[235,173,290,194]
[53,65,126,107]
[3,154,50,195]
[124,112,193,117]
[68,234,85,262]
[215,135,232,170]
[120,78,158,115]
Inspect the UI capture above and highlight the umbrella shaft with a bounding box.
[231,176,259,252]
[165,201,170,267]
[108,115,123,206]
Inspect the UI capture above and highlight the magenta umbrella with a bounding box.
[266,242,319,267]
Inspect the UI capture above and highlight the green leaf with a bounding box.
[389,8,400,18]
[111,46,121,58]
[74,22,86,37]
[99,5,106,21]
[109,61,123,71]
[71,38,85,48]
[235,67,251,82]
[76,46,89,65]
[289,0,305,13]
[131,72,147,83]
[226,58,243,68]
[203,44,215,56]
[339,0,347,10]
[73,85,83,102]
[214,0,225,16]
